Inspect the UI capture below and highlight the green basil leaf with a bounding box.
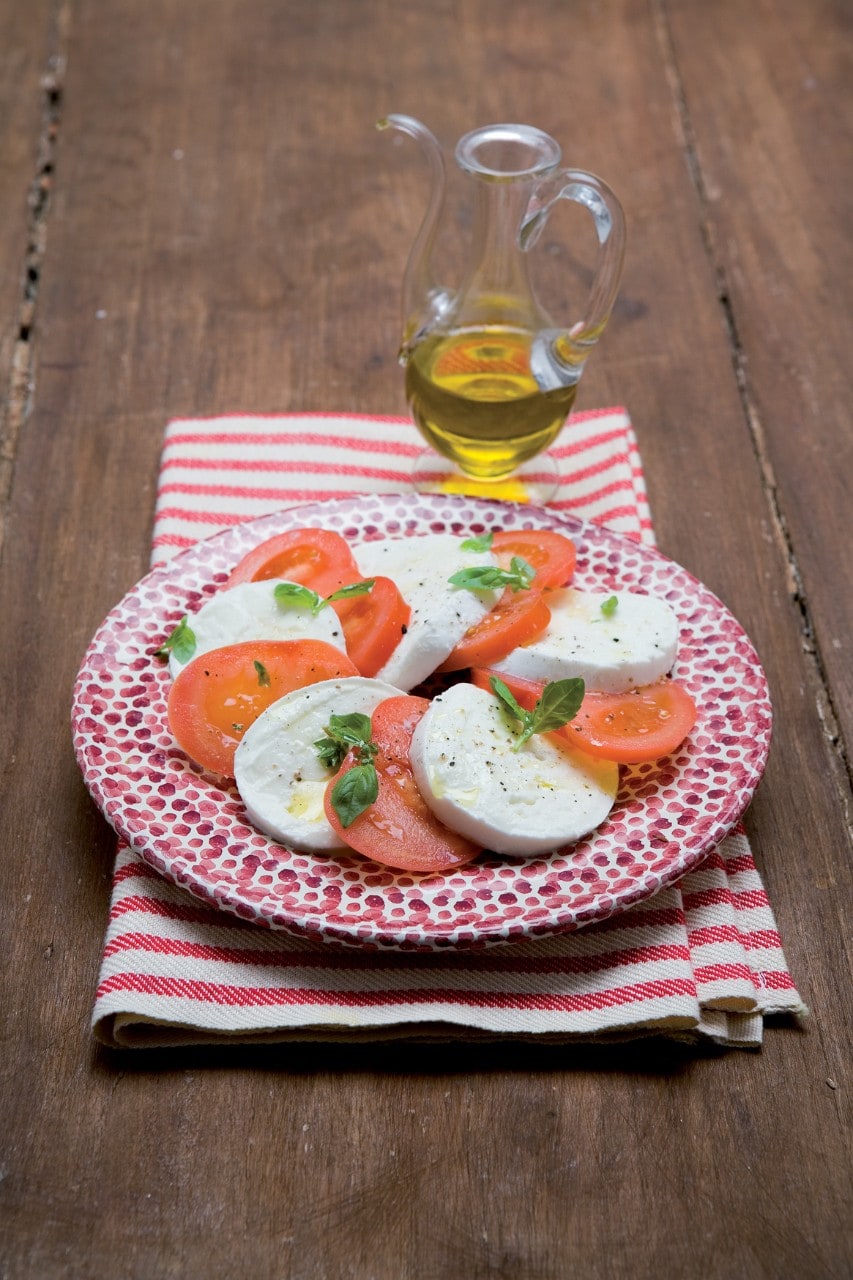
[274,582,321,612]
[314,736,346,770]
[314,711,378,773]
[155,615,197,663]
[325,712,374,749]
[528,678,586,735]
[600,595,618,617]
[254,660,271,687]
[447,565,503,591]
[490,674,585,751]
[324,580,376,606]
[330,762,379,828]
[448,560,534,593]
[460,532,494,552]
[489,675,530,727]
[508,556,536,590]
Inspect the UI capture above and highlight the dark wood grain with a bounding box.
[664,0,853,781]
[0,0,56,535]
[0,2,850,1278]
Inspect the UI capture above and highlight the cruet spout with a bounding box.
[377,115,454,358]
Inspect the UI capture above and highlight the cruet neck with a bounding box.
[451,126,562,332]
[455,123,562,181]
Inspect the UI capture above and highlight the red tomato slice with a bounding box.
[323,695,482,873]
[471,668,697,763]
[226,528,360,594]
[438,589,551,672]
[331,576,411,678]
[564,679,698,762]
[491,529,576,588]
[167,639,359,777]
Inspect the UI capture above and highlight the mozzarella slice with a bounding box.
[352,534,500,690]
[169,580,347,677]
[233,676,402,852]
[410,683,618,855]
[491,587,678,693]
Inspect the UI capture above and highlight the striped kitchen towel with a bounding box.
[91,411,805,1048]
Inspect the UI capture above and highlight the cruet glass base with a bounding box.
[410,449,560,506]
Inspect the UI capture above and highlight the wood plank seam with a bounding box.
[653,0,852,816]
[0,6,66,571]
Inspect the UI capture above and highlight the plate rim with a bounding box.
[72,492,772,950]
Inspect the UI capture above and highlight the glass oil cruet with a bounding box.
[378,115,626,502]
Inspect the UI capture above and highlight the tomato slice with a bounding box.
[323,695,482,873]
[491,529,576,589]
[564,679,698,762]
[226,528,361,594]
[167,639,359,777]
[332,576,411,678]
[437,588,551,672]
[471,668,697,763]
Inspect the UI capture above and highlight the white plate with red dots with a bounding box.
[72,494,771,951]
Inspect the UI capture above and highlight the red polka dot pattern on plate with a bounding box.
[71,494,772,951]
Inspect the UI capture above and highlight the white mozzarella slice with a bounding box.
[491,587,678,693]
[410,683,618,855]
[352,534,500,690]
[233,676,402,852]
[169,580,347,677]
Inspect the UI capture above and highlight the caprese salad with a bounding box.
[155,525,697,874]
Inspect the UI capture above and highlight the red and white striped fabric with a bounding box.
[151,409,654,559]
[92,411,805,1048]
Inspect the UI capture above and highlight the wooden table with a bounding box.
[1,2,850,1275]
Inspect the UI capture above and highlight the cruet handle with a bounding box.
[520,169,626,390]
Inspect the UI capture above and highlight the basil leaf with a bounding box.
[509,556,536,589]
[447,566,504,591]
[325,580,375,606]
[330,762,379,828]
[155,615,197,664]
[460,532,494,552]
[274,582,321,612]
[314,736,346,770]
[490,674,585,751]
[276,579,376,616]
[254,660,271,687]
[489,675,529,725]
[313,711,377,773]
[527,678,586,736]
[600,594,618,617]
[325,712,374,749]
[448,557,535,593]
